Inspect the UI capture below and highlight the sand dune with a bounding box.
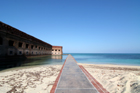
[79,63,140,93]
[0,65,62,93]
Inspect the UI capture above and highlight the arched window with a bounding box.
[0,37,2,45]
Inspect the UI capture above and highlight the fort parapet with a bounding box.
[0,21,63,60]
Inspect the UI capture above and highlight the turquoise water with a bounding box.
[1,53,140,70]
[10,53,140,66]
[68,53,140,66]
[21,55,68,66]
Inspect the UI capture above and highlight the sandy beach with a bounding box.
[0,65,62,93]
[79,63,140,93]
[0,64,140,93]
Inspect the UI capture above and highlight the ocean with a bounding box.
[69,53,140,66]
[0,55,67,70]
[0,53,140,70]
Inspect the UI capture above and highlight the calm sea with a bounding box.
[69,53,140,66]
[1,53,140,70]
[0,55,67,70]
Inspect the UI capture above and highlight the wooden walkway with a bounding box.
[55,55,98,93]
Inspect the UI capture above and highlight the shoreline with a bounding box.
[78,62,140,67]
[78,63,140,70]
[0,64,62,72]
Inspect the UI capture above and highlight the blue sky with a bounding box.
[1,0,140,53]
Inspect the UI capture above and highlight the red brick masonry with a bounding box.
[52,46,62,48]
[79,65,109,93]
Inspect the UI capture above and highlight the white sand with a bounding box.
[79,63,140,93]
[1,63,140,93]
[0,65,62,93]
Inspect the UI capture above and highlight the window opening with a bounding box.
[10,51,13,54]
[9,40,14,46]
[31,45,34,49]
[0,37,2,45]
[19,51,22,54]
[26,44,29,49]
[18,42,22,48]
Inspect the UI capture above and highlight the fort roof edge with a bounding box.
[0,21,52,46]
[52,46,63,48]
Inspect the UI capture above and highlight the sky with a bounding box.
[0,0,140,53]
